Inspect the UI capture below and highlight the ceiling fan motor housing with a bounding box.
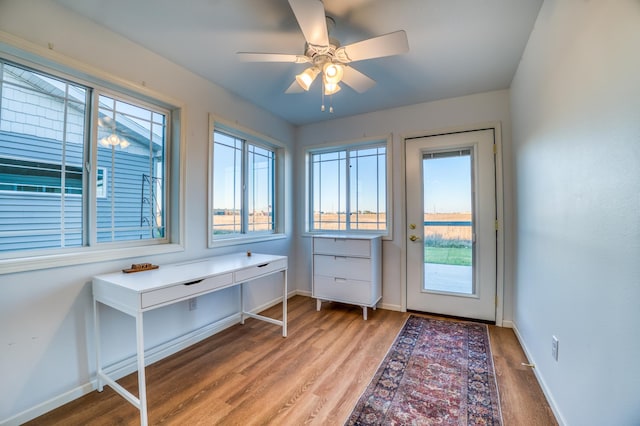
[305,38,341,69]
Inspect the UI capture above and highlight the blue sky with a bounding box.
[423,154,472,213]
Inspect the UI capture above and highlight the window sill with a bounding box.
[209,233,287,248]
[0,243,185,275]
[302,230,392,241]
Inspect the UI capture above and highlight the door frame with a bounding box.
[400,122,505,326]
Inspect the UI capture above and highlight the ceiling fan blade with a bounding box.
[285,80,305,94]
[237,52,310,63]
[335,30,409,63]
[341,66,376,93]
[288,0,329,47]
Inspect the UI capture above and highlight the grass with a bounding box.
[425,246,472,266]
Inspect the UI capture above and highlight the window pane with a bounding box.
[312,151,346,230]
[212,131,242,236]
[423,150,473,294]
[248,144,274,233]
[350,146,386,231]
[96,94,166,242]
[0,62,87,252]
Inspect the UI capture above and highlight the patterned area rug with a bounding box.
[346,316,502,425]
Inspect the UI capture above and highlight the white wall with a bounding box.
[294,90,514,317]
[0,1,295,423]
[510,1,640,424]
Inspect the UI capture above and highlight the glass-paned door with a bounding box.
[406,129,497,321]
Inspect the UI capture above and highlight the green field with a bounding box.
[425,247,472,266]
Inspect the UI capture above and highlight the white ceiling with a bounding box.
[53,0,543,126]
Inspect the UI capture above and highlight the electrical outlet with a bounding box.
[551,336,559,361]
[188,298,197,311]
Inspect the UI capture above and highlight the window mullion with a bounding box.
[345,150,351,231]
[242,140,249,234]
[310,155,317,230]
[60,84,69,247]
[87,90,99,246]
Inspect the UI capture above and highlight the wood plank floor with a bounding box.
[25,296,557,425]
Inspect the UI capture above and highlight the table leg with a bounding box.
[135,311,148,426]
[240,282,245,325]
[363,306,368,321]
[93,298,103,392]
[282,269,288,337]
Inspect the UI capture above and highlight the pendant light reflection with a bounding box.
[99,133,130,149]
[98,116,130,149]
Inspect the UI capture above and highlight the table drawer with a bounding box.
[234,258,287,282]
[313,254,371,281]
[141,273,233,308]
[313,237,370,257]
[313,275,372,305]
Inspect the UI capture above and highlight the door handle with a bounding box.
[409,235,421,242]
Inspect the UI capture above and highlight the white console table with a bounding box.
[92,252,287,426]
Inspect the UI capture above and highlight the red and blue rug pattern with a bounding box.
[346,315,502,425]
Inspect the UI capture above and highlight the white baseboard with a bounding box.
[511,322,566,426]
[0,382,96,426]
[501,319,514,328]
[1,292,297,426]
[379,302,403,312]
[295,293,401,313]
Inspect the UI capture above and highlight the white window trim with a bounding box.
[0,32,186,274]
[303,134,393,240]
[208,114,286,248]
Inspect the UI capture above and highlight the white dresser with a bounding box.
[312,234,382,320]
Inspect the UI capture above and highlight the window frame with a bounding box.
[0,37,184,274]
[305,136,393,238]
[208,115,285,248]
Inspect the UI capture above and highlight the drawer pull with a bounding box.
[257,263,270,268]
[334,256,348,261]
[334,277,347,282]
[183,279,203,286]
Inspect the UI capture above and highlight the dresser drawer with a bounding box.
[313,237,370,257]
[141,273,233,308]
[313,275,372,305]
[234,258,287,282]
[313,254,371,281]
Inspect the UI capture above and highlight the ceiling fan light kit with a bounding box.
[237,0,409,113]
[323,81,341,96]
[323,62,344,84]
[295,67,320,91]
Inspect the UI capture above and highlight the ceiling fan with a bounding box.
[237,0,409,108]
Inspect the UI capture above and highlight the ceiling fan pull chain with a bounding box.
[321,80,326,112]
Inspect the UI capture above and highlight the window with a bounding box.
[96,94,167,242]
[308,140,389,233]
[0,56,179,263]
[209,119,283,245]
[0,157,83,195]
